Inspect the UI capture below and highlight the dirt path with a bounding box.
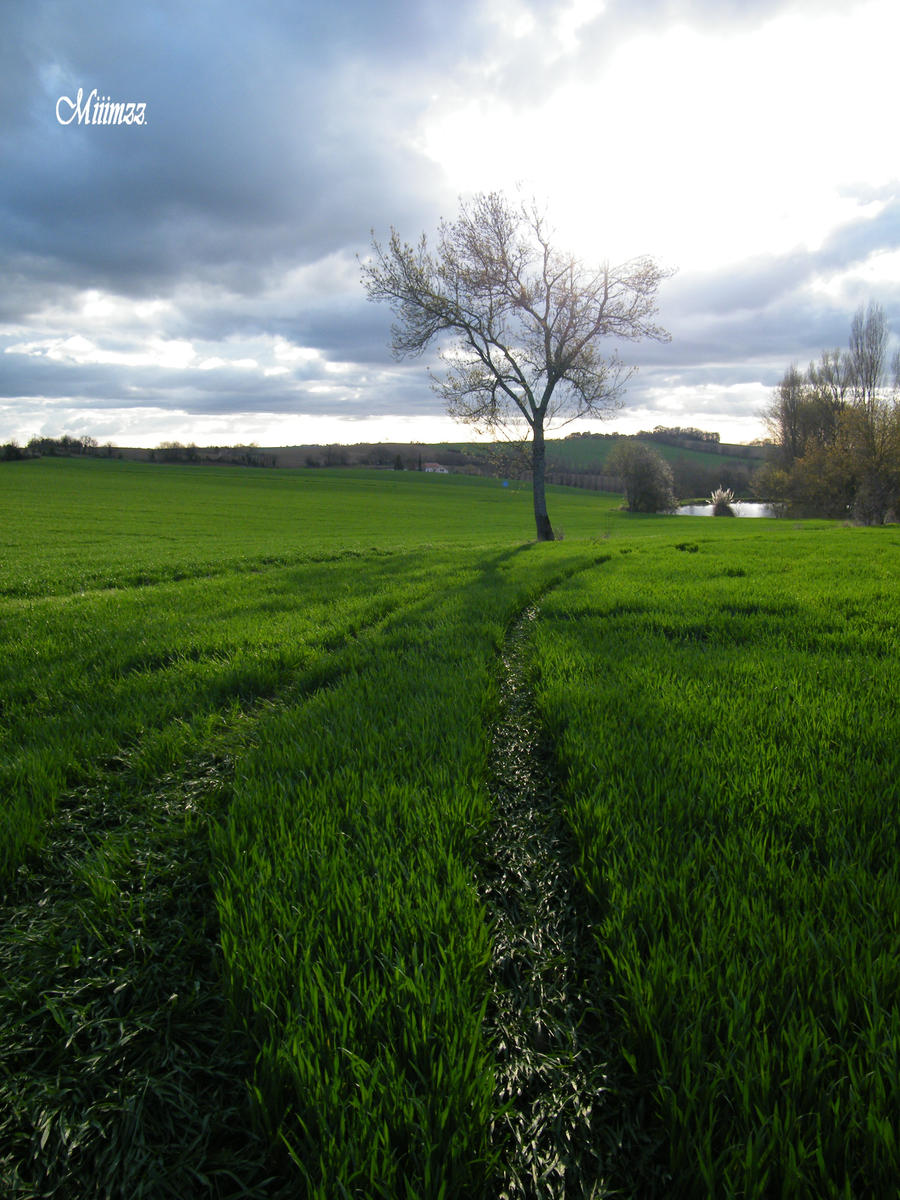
[480,600,621,1199]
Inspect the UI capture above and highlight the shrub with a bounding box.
[710,486,736,516]
[607,441,677,513]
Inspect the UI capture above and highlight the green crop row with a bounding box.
[0,552,451,881]
[528,527,900,1197]
[3,544,483,1195]
[211,543,606,1197]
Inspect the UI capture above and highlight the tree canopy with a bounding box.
[362,192,673,539]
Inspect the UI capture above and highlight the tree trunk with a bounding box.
[531,423,554,541]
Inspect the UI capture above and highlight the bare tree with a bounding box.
[807,347,851,410]
[798,349,850,450]
[849,301,889,418]
[361,192,673,540]
[764,364,808,464]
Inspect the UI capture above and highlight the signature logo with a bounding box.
[56,88,147,126]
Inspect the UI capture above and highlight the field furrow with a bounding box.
[481,599,616,1199]
[0,739,283,1199]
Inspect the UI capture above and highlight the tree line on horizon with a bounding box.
[1,433,114,461]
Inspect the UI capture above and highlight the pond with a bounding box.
[676,502,776,518]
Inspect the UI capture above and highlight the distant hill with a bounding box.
[547,431,766,470]
[540,431,767,499]
[11,429,770,500]
[247,431,768,500]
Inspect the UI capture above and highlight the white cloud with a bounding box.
[554,0,607,53]
[6,334,197,369]
[417,0,900,270]
[809,247,900,306]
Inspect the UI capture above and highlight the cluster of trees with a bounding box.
[0,435,281,469]
[152,440,201,463]
[642,425,720,444]
[759,303,900,523]
[151,442,278,467]
[1,435,118,460]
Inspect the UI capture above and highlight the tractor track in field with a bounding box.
[0,593,423,1200]
[480,596,621,1200]
[0,750,295,1200]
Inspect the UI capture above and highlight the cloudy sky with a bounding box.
[2,0,898,448]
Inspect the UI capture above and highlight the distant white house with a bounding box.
[423,462,449,474]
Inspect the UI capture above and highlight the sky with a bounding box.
[1,0,899,449]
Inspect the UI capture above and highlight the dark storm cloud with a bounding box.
[0,337,432,420]
[0,0,486,435]
[0,352,126,403]
[157,266,399,366]
[283,299,403,367]
[0,0,477,298]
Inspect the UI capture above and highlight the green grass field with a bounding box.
[0,458,616,597]
[528,531,900,1197]
[1,458,897,1197]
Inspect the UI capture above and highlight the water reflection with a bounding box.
[676,502,775,518]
